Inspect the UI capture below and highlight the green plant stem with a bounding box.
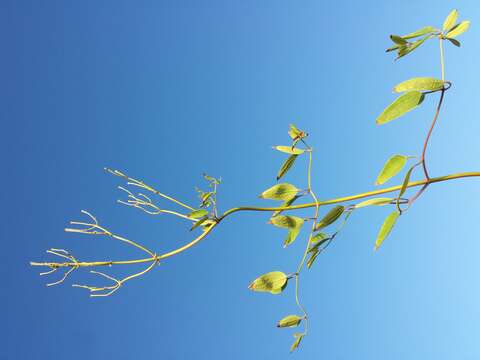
[30,171,480,269]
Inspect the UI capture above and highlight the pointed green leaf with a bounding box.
[396,35,433,60]
[248,271,288,295]
[390,35,407,45]
[290,333,304,352]
[190,215,209,231]
[288,124,306,140]
[277,154,298,180]
[273,146,305,155]
[446,21,470,38]
[315,205,344,231]
[307,249,319,269]
[277,315,303,328]
[270,215,304,247]
[375,155,408,185]
[259,183,298,202]
[355,197,393,208]
[393,77,444,93]
[270,215,303,229]
[402,26,436,39]
[374,211,400,250]
[309,232,329,249]
[376,91,424,125]
[446,38,461,47]
[443,9,458,32]
[398,165,415,199]
[188,209,209,219]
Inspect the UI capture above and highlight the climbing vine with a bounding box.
[30,10,474,353]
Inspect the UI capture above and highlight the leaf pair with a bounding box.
[269,215,304,247]
[442,9,470,46]
[275,124,308,180]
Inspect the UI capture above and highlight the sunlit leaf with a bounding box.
[315,205,344,231]
[277,315,303,328]
[274,146,305,155]
[277,154,298,180]
[393,77,444,93]
[402,26,436,39]
[396,35,433,60]
[355,197,393,208]
[390,35,407,45]
[288,124,306,140]
[270,215,304,247]
[374,211,400,250]
[375,155,408,185]
[309,232,329,248]
[188,209,209,219]
[190,216,209,231]
[306,249,319,269]
[443,9,458,32]
[397,164,415,200]
[248,271,288,295]
[446,21,470,38]
[259,183,298,202]
[290,333,304,352]
[446,38,461,47]
[376,91,424,125]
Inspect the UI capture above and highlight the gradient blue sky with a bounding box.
[3,1,480,359]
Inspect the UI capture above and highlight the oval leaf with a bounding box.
[446,20,470,38]
[190,215,209,231]
[188,209,209,219]
[274,146,305,155]
[355,197,393,208]
[277,315,302,328]
[248,271,288,295]
[393,77,444,93]
[390,35,407,45]
[446,38,461,47]
[270,215,303,229]
[375,155,408,185]
[443,9,458,32]
[315,205,344,231]
[376,91,425,125]
[260,183,298,202]
[290,333,304,353]
[277,154,298,180]
[374,211,400,250]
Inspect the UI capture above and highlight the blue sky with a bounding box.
[3,1,480,359]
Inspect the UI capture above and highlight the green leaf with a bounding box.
[446,38,461,47]
[315,205,344,231]
[446,21,470,38]
[307,249,320,269]
[355,197,393,208]
[396,35,433,60]
[374,211,400,251]
[270,215,304,247]
[270,215,303,229]
[248,271,288,295]
[397,165,415,200]
[402,26,436,39]
[273,146,305,155]
[290,333,304,353]
[376,91,424,125]
[288,124,306,140]
[277,315,303,328]
[259,183,298,202]
[188,209,209,219]
[393,77,444,93]
[390,35,407,45]
[309,232,329,249]
[375,155,408,185]
[277,154,298,180]
[190,216,209,231]
[443,9,458,32]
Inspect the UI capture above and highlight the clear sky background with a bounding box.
[3,1,480,359]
